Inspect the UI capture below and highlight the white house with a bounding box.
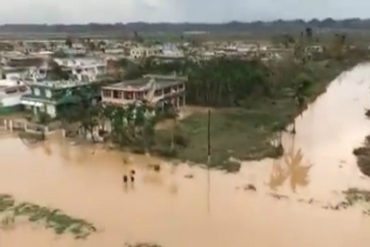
[130,46,160,60]
[0,79,29,112]
[54,58,107,82]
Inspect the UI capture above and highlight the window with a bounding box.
[45,89,52,98]
[34,88,41,96]
[155,89,162,96]
[136,92,144,100]
[124,91,133,100]
[103,90,111,98]
[164,87,171,94]
[113,90,122,99]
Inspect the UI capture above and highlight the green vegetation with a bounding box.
[151,57,353,170]
[186,59,269,106]
[354,136,370,177]
[103,104,156,153]
[155,109,283,169]
[0,194,96,239]
[353,109,370,177]
[344,188,370,205]
[60,30,368,171]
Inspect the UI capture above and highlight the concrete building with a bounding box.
[21,80,97,118]
[54,58,107,82]
[101,74,186,110]
[130,46,160,60]
[0,79,29,113]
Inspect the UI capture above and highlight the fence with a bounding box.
[0,118,61,135]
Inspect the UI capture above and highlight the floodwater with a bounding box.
[2,64,370,247]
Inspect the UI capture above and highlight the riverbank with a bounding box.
[155,59,360,170]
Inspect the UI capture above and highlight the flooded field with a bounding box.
[2,64,370,246]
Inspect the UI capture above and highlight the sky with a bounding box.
[0,0,370,24]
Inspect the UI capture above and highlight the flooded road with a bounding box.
[2,64,370,246]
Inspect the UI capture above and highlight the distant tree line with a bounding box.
[4,19,370,34]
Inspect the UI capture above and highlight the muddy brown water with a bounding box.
[2,64,370,246]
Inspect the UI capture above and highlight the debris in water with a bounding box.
[184,174,194,179]
[322,201,350,211]
[124,243,162,247]
[148,164,161,172]
[244,184,257,192]
[269,193,289,200]
[365,109,370,118]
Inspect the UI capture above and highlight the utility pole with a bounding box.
[207,109,211,213]
[208,110,211,164]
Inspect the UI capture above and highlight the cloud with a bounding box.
[0,0,369,24]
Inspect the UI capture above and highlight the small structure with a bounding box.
[129,46,161,60]
[21,80,98,119]
[0,79,29,113]
[54,58,107,82]
[101,74,186,110]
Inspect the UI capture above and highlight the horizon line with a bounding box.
[0,17,369,26]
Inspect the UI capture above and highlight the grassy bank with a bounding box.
[154,59,357,171]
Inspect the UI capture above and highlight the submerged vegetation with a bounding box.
[125,243,163,247]
[344,188,370,205]
[353,136,370,177]
[343,189,370,215]
[354,110,370,177]
[0,194,96,239]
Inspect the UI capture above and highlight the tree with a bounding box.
[133,31,144,43]
[65,37,73,48]
[47,60,69,80]
[305,27,313,42]
[329,33,347,60]
[103,104,156,151]
[291,73,312,134]
[186,58,270,106]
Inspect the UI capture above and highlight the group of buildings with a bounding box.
[0,39,188,119]
[0,37,299,120]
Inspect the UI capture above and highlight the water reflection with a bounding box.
[269,138,311,192]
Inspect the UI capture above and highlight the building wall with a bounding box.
[102,81,186,109]
[46,104,56,118]
[1,94,23,107]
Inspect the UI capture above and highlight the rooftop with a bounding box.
[27,80,93,89]
[104,75,186,91]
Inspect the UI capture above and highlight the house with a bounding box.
[151,43,185,64]
[0,79,29,113]
[101,74,186,110]
[1,53,44,68]
[21,80,98,119]
[54,58,107,82]
[304,45,324,56]
[0,66,27,81]
[129,46,160,60]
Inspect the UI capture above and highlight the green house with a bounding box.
[21,80,99,119]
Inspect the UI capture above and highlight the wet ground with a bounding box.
[2,64,370,246]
